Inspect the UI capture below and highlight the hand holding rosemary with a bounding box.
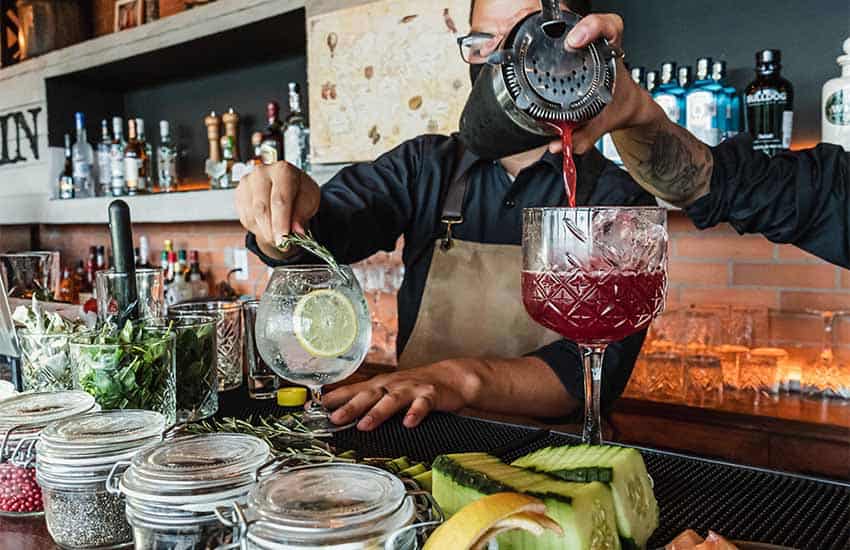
[277,231,348,280]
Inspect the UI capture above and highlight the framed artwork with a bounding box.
[115,0,143,32]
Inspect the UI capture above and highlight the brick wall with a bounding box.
[2,209,848,362]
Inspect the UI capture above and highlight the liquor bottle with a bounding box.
[124,119,144,195]
[646,70,658,94]
[686,57,723,146]
[652,62,686,125]
[745,49,794,156]
[220,134,236,184]
[164,250,192,305]
[96,245,106,271]
[260,101,284,165]
[84,246,97,293]
[96,119,112,196]
[157,120,178,191]
[678,65,693,90]
[284,83,309,171]
[822,37,850,150]
[138,235,151,268]
[160,250,169,275]
[712,60,741,139]
[251,132,264,166]
[110,117,126,197]
[57,266,79,304]
[135,118,151,192]
[177,249,189,280]
[72,112,94,198]
[630,66,646,88]
[58,134,75,200]
[188,250,208,298]
[74,260,86,290]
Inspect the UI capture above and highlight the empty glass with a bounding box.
[243,300,280,400]
[0,252,60,299]
[95,268,164,322]
[522,207,667,444]
[685,353,723,406]
[741,348,785,395]
[256,265,371,433]
[643,343,684,403]
[169,300,244,392]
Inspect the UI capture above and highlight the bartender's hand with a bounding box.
[549,13,664,155]
[323,361,477,431]
[235,162,321,261]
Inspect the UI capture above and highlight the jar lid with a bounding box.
[38,410,165,462]
[246,463,412,545]
[120,433,270,504]
[0,391,96,433]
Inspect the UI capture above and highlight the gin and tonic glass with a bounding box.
[522,207,668,444]
[255,265,371,433]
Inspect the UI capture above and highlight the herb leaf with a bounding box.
[277,231,348,281]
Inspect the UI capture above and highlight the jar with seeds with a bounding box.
[36,409,165,548]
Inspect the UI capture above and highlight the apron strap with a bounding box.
[440,138,476,250]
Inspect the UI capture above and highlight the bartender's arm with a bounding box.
[563,14,850,269]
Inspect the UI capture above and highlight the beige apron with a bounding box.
[398,144,560,369]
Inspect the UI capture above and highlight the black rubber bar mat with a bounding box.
[219,392,850,549]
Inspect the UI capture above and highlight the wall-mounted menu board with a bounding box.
[307,0,471,164]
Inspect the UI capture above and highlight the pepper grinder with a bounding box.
[222,108,240,161]
[204,111,222,163]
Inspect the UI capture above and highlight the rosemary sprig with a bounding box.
[277,231,348,281]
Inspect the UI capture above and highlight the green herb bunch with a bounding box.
[71,319,176,422]
[277,231,349,281]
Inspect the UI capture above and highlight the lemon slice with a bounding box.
[423,493,562,550]
[293,289,358,358]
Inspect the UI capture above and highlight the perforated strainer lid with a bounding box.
[245,463,415,546]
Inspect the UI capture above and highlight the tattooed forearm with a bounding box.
[612,118,713,206]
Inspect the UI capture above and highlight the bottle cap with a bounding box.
[277,387,307,407]
[756,49,781,65]
[75,112,85,127]
[696,57,712,78]
[267,101,280,119]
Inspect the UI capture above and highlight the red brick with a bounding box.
[668,261,728,286]
[776,244,824,262]
[733,263,837,289]
[842,270,850,289]
[667,212,699,234]
[674,235,774,260]
[780,291,850,312]
[680,288,779,308]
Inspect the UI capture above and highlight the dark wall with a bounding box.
[593,0,849,145]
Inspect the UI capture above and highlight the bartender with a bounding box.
[557,15,850,269]
[237,0,655,431]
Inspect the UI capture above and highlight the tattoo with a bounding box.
[613,119,713,206]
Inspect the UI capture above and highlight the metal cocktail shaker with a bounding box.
[459,1,619,159]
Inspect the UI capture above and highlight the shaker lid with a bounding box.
[0,391,96,433]
[246,463,410,544]
[120,433,270,502]
[839,37,850,66]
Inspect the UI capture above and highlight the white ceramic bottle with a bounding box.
[822,38,850,150]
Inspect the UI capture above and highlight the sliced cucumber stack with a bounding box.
[512,445,659,549]
[432,453,621,550]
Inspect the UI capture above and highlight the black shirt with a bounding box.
[689,134,850,268]
[248,134,656,409]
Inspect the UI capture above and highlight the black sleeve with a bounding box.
[526,330,647,415]
[686,134,850,268]
[246,136,430,266]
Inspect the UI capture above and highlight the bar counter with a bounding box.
[2,377,849,550]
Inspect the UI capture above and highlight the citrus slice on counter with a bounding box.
[293,289,358,358]
[423,492,562,550]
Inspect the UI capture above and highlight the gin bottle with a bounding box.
[745,49,794,156]
[157,120,177,191]
[822,38,850,150]
[58,134,74,200]
[72,112,94,198]
[652,62,686,125]
[135,118,152,192]
[96,119,112,196]
[284,82,310,172]
[686,57,723,145]
[110,117,126,197]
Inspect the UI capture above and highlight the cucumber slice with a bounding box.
[432,453,620,550]
[512,445,659,549]
[412,470,432,491]
[398,463,427,477]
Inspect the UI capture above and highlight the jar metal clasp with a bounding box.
[1,424,39,468]
[105,460,132,495]
[214,501,253,550]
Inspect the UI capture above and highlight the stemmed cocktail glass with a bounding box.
[522,207,668,444]
[255,265,371,434]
